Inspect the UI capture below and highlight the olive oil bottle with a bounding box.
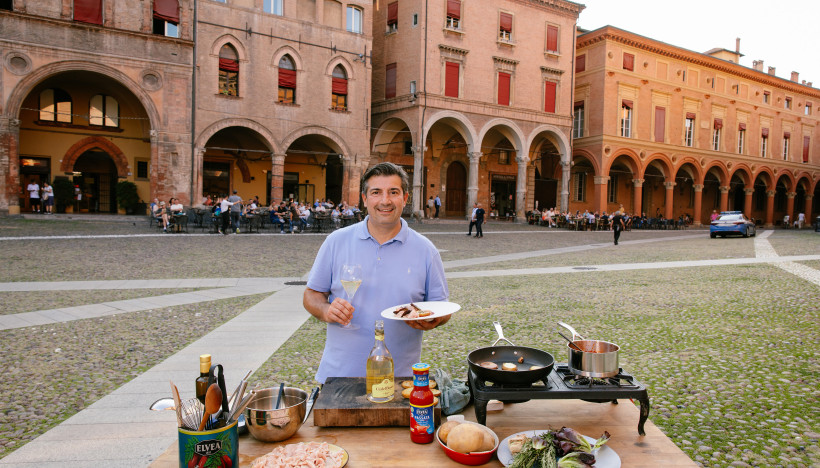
[366,320,394,403]
[195,354,211,404]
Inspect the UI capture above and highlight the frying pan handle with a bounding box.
[492,321,515,346]
[557,322,585,341]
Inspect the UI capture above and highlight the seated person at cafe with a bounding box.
[330,206,341,228]
[170,198,184,215]
[156,201,170,232]
[243,198,258,215]
[270,201,291,233]
[289,200,302,232]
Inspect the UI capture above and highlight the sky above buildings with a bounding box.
[577,0,820,89]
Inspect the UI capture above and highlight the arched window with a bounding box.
[278,55,296,104]
[218,44,239,96]
[89,94,119,127]
[39,89,73,123]
[331,65,348,110]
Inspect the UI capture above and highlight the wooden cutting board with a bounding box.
[313,377,441,427]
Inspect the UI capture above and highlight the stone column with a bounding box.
[632,179,644,216]
[719,186,729,213]
[804,194,814,228]
[192,147,205,204]
[560,160,571,212]
[593,175,610,213]
[743,188,754,218]
[664,181,676,219]
[0,117,21,214]
[692,184,703,226]
[786,191,796,224]
[270,153,286,203]
[412,146,424,218]
[765,190,775,227]
[515,152,529,222]
[466,152,481,220]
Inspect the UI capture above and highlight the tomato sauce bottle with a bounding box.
[409,363,435,444]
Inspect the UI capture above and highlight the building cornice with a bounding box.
[509,0,585,17]
[577,26,820,99]
[438,44,469,56]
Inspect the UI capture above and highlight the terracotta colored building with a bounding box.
[573,26,820,226]
[1,0,194,214]
[369,0,584,220]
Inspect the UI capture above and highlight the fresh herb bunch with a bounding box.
[507,427,610,468]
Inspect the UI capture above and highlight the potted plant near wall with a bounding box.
[116,180,140,215]
[52,177,74,214]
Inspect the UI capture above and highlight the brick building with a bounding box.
[0,0,194,214]
[369,0,584,220]
[573,26,820,226]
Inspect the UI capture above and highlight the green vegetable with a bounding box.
[557,451,596,468]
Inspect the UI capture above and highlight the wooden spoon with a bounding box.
[198,383,223,432]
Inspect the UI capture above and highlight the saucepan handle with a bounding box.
[557,321,585,341]
[492,321,515,347]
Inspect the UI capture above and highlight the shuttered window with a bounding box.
[74,0,102,25]
[387,2,398,29]
[546,25,558,52]
[804,136,811,163]
[623,53,634,71]
[499,12,512,40]
[544,81,556,113]
[497,72,511,106]
[445,62,459,98]
[575,55,585,73]
[385,63,397,99]
[153,0,179,23]
[447,0,460,19]
[654,106,665,143]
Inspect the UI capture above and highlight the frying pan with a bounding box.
[468,321,555,385]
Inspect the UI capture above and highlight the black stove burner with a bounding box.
[468,363,650,435]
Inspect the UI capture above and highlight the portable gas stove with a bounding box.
[468,363,650,435]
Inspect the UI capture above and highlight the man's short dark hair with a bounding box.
[361,162,409,195]
[233,190,238,194]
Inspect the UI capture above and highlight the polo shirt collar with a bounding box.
[357,216,409,244]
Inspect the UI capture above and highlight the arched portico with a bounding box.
[477,119,526,220]
[527,125,572,214]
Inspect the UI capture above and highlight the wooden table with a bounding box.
[150,399,696,467]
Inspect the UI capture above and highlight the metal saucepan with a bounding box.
[245,386,320,442]
[468,321,555,385]
[558,322,620,378]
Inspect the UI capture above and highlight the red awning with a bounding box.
[622,99,633,109]
[153,0,179,23]
[74,0,103,25]
[219,58,239,72]
[447,0,460,20]
[714,118,723,130]
[332,77,348,95]
[738,123,746,131]
[761,127,769,137]
[387,2,398,26]
[783,131,791,138]
[279,68,296,88]
[500,13,512,33]
[686,112,696,119]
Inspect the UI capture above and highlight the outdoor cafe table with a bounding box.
[149,398,695,467]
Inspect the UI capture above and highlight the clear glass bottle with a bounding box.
[195,354,211,404]
[366,320,394,403]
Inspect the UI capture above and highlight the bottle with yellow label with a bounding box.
[366,320,394,403]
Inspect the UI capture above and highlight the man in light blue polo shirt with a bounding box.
[304,162,449,383]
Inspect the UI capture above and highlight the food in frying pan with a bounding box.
[517,356,525,364]
[529,365,544,371]
[501,363,518,371]
[479,362,498,370]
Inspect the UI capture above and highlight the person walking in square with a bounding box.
[434,195,441,218]
[42,182,54,214]
[426,196,434,219]
[612,210,625,245]
[474,203,485,238]
[467,203,477,236]
[227,190,242,234]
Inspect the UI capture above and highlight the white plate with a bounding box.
[380,301,461,321]
[497,431,620,468]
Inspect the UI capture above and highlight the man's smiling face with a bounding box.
[361,174,408,229]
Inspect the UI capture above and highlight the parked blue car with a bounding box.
[710,211,756,238]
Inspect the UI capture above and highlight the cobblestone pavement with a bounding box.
[0,217,818,467]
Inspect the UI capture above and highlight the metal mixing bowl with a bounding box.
[245,387,315,442]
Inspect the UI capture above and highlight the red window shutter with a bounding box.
[574,101,584,109]
[761,127,769,137]
[219,58,239,72]
[575,55,586,73]
[387,2,398,26]
[803,136,810,162]
[623,53,634,71]
[784,131,791,138]
[714,118,723,130]
[544,81,556,113]
[385,63,397,99]
[686,112,696,120]
[546,25,558,52]
[738,123,746,131]
[654,106,666,142]
[498,72,511,106]
[332,77,348,95]
[445,62,459,98]
[622,99,633,109]
[447,0,460,19]
[153,0,179,23]
[499,13,512,33]
[74,0,103,25]
[278,68,296,88]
